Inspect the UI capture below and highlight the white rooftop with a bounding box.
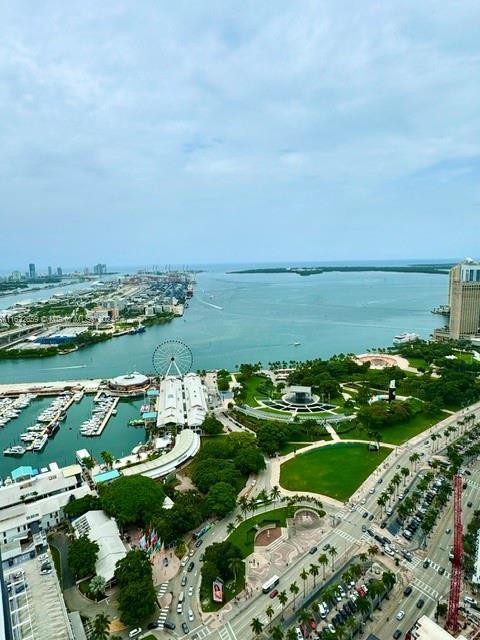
[72,510,126,583]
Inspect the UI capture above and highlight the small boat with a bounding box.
[293,342,301,346]
[4,445,26,457]
[393,332,420,345]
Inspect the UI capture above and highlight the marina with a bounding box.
[0,392,146,477]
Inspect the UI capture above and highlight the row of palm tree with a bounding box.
[251,566,396,639]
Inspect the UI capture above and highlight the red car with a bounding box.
[269,589,279,599]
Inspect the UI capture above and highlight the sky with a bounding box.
[1,1,480,269]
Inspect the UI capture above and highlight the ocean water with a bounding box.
[0,268,447,383]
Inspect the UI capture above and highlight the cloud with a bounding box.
[1,1,480,264]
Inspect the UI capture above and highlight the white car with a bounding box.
[129,629,142,639]
[188,586,194,597]
[188,608,194,622]
[189,549,195,557]
[180,557,188,567]
[40,569,52,576]
[396,610,405,621]
[361,498,367,505]
[369,487,375,494]
[384,547,395,557]
[327,623,336,633]
[37,554,49,563]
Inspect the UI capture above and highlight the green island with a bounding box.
[229,263,453,276]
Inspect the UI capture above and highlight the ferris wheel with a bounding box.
[152,340,193,377]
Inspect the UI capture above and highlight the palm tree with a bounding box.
[100,450,113,469]
[409,452,420,470]
[250,617,263,638]
[335,625,346,640]
[226,522,235,535]
[308,563,319,589]
[356,596,370,619]
[300,568,309,597]
[431,433,438,452]
[229,557,244,584]
[382,570,396,593]
[92,613,110,640]
[266,605,275,629]
[297,608,310,628]
[238,495,249,520]
[377,493,387,517]
[83,456,95,471]
[286,629,298,640]
[270,485,281,504]
[289,581,299,610]
[368,545,379,559]
[318,553,329,580]
[400,466,410,486]
[359,552,368,574]
[345,617,356,639]
[271,625,284,640]
[89,575,106,600]
[278,590,288,619]
[328,546,338,571]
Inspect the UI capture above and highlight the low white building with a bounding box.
[72,510,126,584]
[184,372,208,428]
[157,373,207,432]
[409,615,468,640]
[0,463,89,546]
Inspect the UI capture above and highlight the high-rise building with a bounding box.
[448,258,480,340]
[93,263,107,275]
[57,267,63,276]
[28,263,36,279]
[48,266,52,276]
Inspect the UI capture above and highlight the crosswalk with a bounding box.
[333,528,361,546]
[190,625,212,639]
[217,622,237,640]
[412,576,440,601]
[157,581,169,598]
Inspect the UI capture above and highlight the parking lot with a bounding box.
[4,551,71,640]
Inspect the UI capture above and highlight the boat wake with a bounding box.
[42,364,87,371]
[197,298,223,311]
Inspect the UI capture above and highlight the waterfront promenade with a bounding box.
[0,378,102,395]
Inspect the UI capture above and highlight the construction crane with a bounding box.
[446,474,463,633]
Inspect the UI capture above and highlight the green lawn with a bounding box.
[407,357,428,370]
[279,443,391,501]
[336,410,447,445]
[228,507,291,558]
[200,563,245,612]
[240,375,279,406]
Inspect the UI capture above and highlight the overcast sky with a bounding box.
[1,1,480,269]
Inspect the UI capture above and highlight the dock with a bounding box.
[0,379,102,397]
[94,396,119,436]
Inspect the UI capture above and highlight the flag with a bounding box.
[138,535,146,549]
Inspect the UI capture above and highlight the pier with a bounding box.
[0,379,102,397]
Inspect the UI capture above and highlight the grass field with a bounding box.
[228,507,291,558]
[279,443,391,501]
[336,410,446,445]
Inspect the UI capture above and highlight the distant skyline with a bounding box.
[2,2,480,265]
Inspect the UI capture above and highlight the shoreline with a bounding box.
[229,264,452,276]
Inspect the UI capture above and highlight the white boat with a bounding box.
[4,445,25,457]
[393,332,420,345]
[33,435,48,451]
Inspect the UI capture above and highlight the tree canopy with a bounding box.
[68,535,99,579]
[100,475,165,526]
[115,549,156,626]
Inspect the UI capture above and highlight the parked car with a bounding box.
[182,622,189,634]
[188,609,194,622]
[128,629,142,639]
[188,586,194,597]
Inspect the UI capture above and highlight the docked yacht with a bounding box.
[393,332,420,345]
[4,445,26,457]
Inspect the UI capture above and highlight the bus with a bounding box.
[193,522,213,541]
[262,575,280,594]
